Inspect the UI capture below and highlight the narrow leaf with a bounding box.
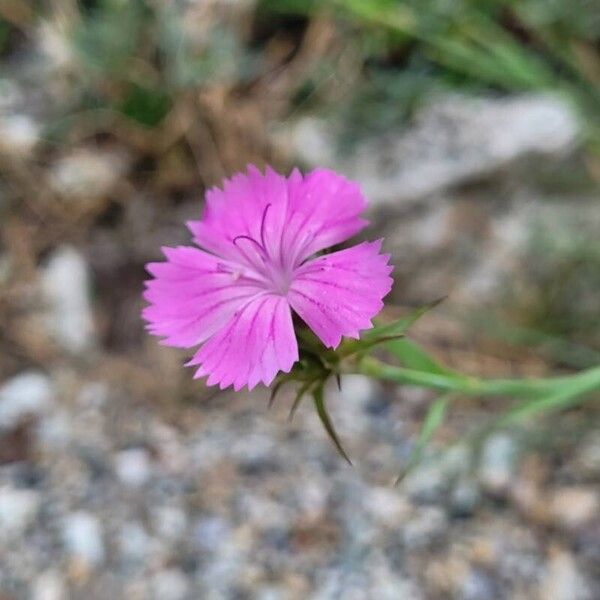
[363,297,446,342]
[313,384,353,465]
[288,380,315,421]
[396,394,450,484]
[492,369,600,429]
[386,338,455,376]
[268,374,292,409]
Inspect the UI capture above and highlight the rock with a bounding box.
[114,448,152,487]
[363,486,411,527]
[194,516,231,553]
[539,548,593,600]
[450,477,481,518]
[151,569,190,600]
[336,374,378,434]
[42,246,95,353]
[0,371,54,430]
[338,375,376,407]
[118,522,152,564]
[0,486,40,539]
[0,114,40,158]
[403,445,470,503]
[62,512,105,568]
[36,409,72,450]
[576,432,600,477]
[49,148,128,202]
[402,507,448,549]
[460,567,501,600]
[31,570,67,600]
[403,461,449,504]
[478,434,518,495]
[152,504,188,541]
[289,94,577,208]
[549,487,599,531]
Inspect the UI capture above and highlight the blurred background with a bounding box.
[0,0,599,598]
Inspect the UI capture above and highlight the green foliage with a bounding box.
[265,0,600,149]
[396,394,450,483]
[0,18,11,55]
[159,17,248,88]
[72,0,147,75]
[352,301,600,474]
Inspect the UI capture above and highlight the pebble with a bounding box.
[194,516,231,553]
[151,569,190,600]
[0,114,40,157]
[549,487,599,531]
[363,486,411,527]
[49,148,128,202]
[0,370,54,430]
[31,570,67,600]
[42,246,95,353]
[450,477,481,518]
[460,567,501,600]
[478,434,518,495]
[152,504,188,541]
[402,507,448,549]
[576,432,600,477]
[114,448,152,487]
[336,374,378,435]
[118,522,152,564]
[539,548,593,600]
[62,512,105,567]
[403,460,449,504]
[0,486,40,539]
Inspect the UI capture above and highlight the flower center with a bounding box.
[230,203,293,296]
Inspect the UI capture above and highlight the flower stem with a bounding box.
[354,355,600,399]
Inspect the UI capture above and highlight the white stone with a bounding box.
[62,512,105,567]
[36,409,72,449]
[0,371,54,430]
[114,448,152,487]
[31,570,67,600]
[0,486,40,539]
[363,486,410,526]
[540,549,593,600]
[151,569,189,600]
[478,433,518,494]
[289,94,578,208]
[42,246,95,353]
[549,487,599,530]
[0,114,40,157]
[49,149,127,201]
[152,505,188,541]
[339,375,376,407]
[118,522,151,563]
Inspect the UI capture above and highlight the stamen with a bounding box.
[233,235,266,256]
[260,203,272,251]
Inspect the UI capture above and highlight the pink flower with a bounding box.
[143,166,393,390]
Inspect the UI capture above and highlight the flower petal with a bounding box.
[186,166,368,271]
[283,168,368,264]
[142,246,264,347]
[187,165,290,269]
[288,240,393,348]
[187,294,298,391]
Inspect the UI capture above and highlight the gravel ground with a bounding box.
[0,362,598,599]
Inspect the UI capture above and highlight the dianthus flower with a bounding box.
[143,166,393,390]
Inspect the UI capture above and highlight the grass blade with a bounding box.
[396,394,450,484]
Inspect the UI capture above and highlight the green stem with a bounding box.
[354,356,600,399]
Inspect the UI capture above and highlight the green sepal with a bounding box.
[313,384,353,466]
